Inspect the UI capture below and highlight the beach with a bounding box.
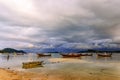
[0,57,120,80]
[1,0,120,79]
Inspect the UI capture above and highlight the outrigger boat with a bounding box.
[60,53,81,58]
[97,53,112,57]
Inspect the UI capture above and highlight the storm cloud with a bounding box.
[0,0,120,50]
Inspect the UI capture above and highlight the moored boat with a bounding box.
[60,53,81,58]
[37,53,51,57]
[97,53,112,57]
[80,53,93,56]
[16,53,24,55]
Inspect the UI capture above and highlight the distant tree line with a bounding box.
[0,48,26,53]
[80,49,120,53]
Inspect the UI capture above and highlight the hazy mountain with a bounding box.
[24,47,120,53]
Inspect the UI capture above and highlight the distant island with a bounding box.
[0,48,26,53]
[0,48,120,54]
[77,49,120,53]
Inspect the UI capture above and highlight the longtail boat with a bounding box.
[60,53,81,58]
[37,53,51,57]
[80,53,93,56]
[97,53,112,57]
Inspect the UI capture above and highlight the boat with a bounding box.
[97,53,112,57]
[22,61,43,69]
[37,53,51,57]
[16,53,24,55]
[60,53,81,58]
[13,52,24,55]
[80,53,93,56]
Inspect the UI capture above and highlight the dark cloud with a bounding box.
[0,0,120,50]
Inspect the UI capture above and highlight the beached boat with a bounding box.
[22,61,43,69]
[60,53,81,58]
[80,53,93,56]
[37,53,51,57]
[97,53,112,57]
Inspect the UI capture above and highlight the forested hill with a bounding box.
[0,48,26,53]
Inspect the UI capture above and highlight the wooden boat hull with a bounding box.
[37,53,51,57]
[60,54,81,58]
[22,61,43,69]
[16,53,24,55]
[80,54,93,56]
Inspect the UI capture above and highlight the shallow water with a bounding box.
[0,53,120,80]
[0,53,119,70]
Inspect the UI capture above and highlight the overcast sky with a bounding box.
[0,0,120,50]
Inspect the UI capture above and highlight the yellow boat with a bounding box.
[22,61,43,69]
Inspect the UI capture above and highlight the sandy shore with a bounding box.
[0,68,49,80]
[0,58,120,80]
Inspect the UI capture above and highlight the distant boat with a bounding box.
[37,53,51,57]
[16,53,24,55]
[97,53,112,57]
[60,53,81,58]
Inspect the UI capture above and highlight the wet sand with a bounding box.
[0,58,120,80]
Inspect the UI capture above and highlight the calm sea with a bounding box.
[0,53,120,70]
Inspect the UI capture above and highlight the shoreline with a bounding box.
[0,58,120,80]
